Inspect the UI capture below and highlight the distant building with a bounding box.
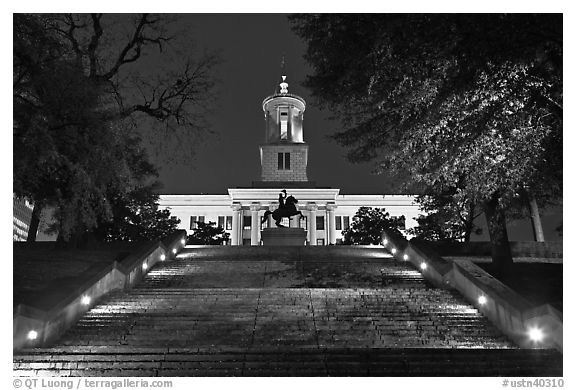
[13,196,33,241]
[159,76,421,245]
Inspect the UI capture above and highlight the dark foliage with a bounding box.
[188,221,230,245]
[342,207,405,245]
[94,186,181,242]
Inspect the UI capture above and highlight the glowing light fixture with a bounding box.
[81,295,91,305]
[160,254,166,261]
[528,327,544,343]
[383,239,388,246]
[142,263,148,270]
[180,239,186,245]
[420,262,427,270]
[172,248,177,254]
[27,330,38,340]
[478,295,487,305]
[403,254,409,261]
[391,248,397,255]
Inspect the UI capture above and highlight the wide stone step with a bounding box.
[14,248,562,377]
[14,348,562,376]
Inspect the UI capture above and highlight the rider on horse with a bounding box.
[261,189,303,228]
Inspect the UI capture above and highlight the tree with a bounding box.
[94,185,181,242]
[408,191,482,242]
[13,14,219,243]
[188,221,230,245]
[290,14,562,273]
[341,207,405,245]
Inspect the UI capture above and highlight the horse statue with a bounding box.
[261,195,303,228]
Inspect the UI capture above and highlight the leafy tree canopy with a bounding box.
[408,192,482,242]
[342,207,405,245]
[290,14,561,209]
[290,14,562,270]
[13,14,219,242]
[188,221,230,245]
[94,185,181,242]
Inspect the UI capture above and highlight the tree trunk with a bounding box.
[26,203,43,242]
[528,194,545,242]
[483,194,513,275]
[463,201,475,242]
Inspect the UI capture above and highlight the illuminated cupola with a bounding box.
[258,76,310,185]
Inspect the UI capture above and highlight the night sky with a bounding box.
[147,14,562,242]
[153,14,395,196]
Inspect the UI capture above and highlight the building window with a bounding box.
[278,152,291,170]
[190,216,205,230]
[280,109,288,139]
[317,239,325,246]
[335,216,342,230]
[343,216,350,230]
[316,216,325,230]
[218,216,225,229]
[226,216,232,230]
[299,216,307,229]
[243,216,251,230]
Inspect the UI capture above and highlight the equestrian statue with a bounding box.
[261,189,303,228]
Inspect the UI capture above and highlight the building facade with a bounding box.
[13,196,34,241]
[159,76,421,245]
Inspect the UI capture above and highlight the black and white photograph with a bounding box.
[9,5,566,387]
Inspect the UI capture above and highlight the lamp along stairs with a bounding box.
[13,246,562,376]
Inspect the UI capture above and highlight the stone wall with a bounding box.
[13,230,188,351]
[260,144,308,182]
[381,230,563,352]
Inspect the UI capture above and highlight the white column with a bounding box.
[250,203,260,245]
[327,204,337,245]
[231,204,242,246]
[308,203,318,246]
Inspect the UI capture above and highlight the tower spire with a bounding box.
[279,54,288,94]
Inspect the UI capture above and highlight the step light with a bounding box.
[391,248,397,255]
[81,295,91,306]
[160,254,166,261]
[172,248,177,254]
[478,295,487,305]
[142,263,148,271]
[180,239,186,246]
[382,238,388,246]
[420,262,427,270]
[403,254,409,261]
[528,326,544,343]
[27,330,38,341]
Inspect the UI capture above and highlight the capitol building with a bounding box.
[158,76,420,245]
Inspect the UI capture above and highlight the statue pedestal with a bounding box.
[261,228,307,246]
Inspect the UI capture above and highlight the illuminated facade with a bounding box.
[159,76,420,245]
[13,196,33,241]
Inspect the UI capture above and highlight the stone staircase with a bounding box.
[13,247,562,376]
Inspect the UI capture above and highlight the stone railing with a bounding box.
[381,229,563,352]
[13,230,187,351]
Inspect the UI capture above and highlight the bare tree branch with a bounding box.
[87,14,103,78]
